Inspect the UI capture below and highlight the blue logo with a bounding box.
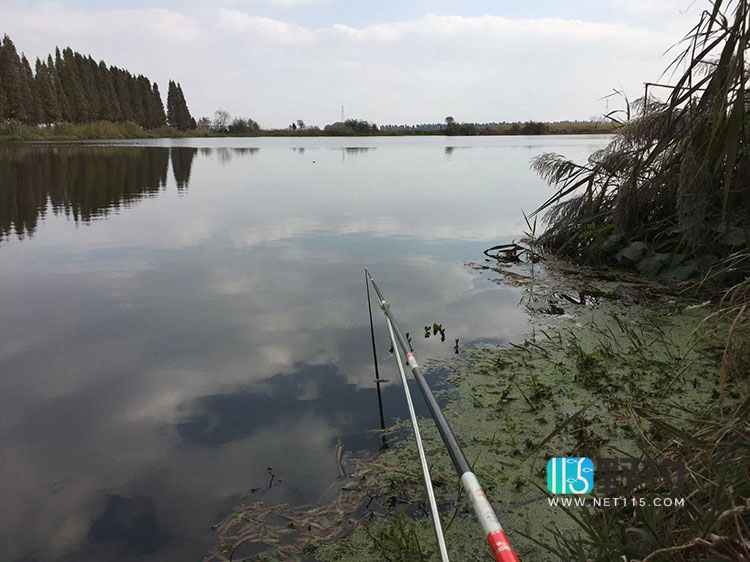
[547,457,594,494]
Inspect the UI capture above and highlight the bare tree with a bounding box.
[296,119,305,130]
[213,109,231,131]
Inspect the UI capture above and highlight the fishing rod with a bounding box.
[367,270,445,556]
[365,268,520,562]
[385,310,450,561]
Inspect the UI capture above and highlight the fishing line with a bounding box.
[365,269,388,448]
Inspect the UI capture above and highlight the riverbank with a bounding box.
[0,120,216,141]
[0,119,615,141]
[209,257,748,561]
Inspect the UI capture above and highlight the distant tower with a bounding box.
[341,105,345,122]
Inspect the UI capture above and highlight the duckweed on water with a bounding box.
[212,259,747,561]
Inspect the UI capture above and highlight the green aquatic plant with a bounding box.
[362,509,430,562]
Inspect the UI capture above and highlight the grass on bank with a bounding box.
[0,120,217,141]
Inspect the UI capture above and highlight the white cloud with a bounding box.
[214,12,672,49]
[4,6,200,44]
[611,0,697,17]
[220,0,331,5]
[327,14,667,46]
[216,10,317,44]
[0,5,688,126]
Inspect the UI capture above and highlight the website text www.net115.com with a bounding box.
[548,496,686,508]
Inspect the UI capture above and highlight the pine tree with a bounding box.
[53,49,72,122]
[0,35,28,121]
[49,54,70,122]
[35,58,60,124]
[140,76,154,128]
[128,73,144,126]
[151,83,166,128]
[0,35,193,128]
[89,60,103,119]
[21,54,43,124]
[166,80,178,128]
[175,83,186,129]
[98,61,119,121]
[77,54,100,121]
[0,65,6,119]
[173,82,194,130]
[60,47,89,122]
[95,61,110,120]
[112,68,133,122]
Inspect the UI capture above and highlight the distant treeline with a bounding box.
[381,120,614,136]
[253,118,614,137]
[0,34,195,130]
[322,119,378,135]
[379,120,614,135]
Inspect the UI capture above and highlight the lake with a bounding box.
[0,135,609,561]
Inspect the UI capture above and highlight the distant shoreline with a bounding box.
[0,120,616,142]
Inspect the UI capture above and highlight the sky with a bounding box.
[0,0,703,128]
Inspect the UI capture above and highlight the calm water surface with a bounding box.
[0,135,608,561]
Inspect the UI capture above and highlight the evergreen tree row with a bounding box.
[0,34,195,130]
[166,81,195,130]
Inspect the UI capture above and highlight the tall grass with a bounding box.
[530,0,750,282]
[530,0,750,383]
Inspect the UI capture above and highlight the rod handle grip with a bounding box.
[488,530,520,562]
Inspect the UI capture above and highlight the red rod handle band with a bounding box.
[488,530,520,562]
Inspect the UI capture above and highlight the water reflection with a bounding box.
[88,495,171,555]
[0,135,611,562]
[176,362,428,450]
[0,146,170,240]
[0,145,272,241]
[198,147,260,164]
[170,147,198,191]
[340,146,374,164]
